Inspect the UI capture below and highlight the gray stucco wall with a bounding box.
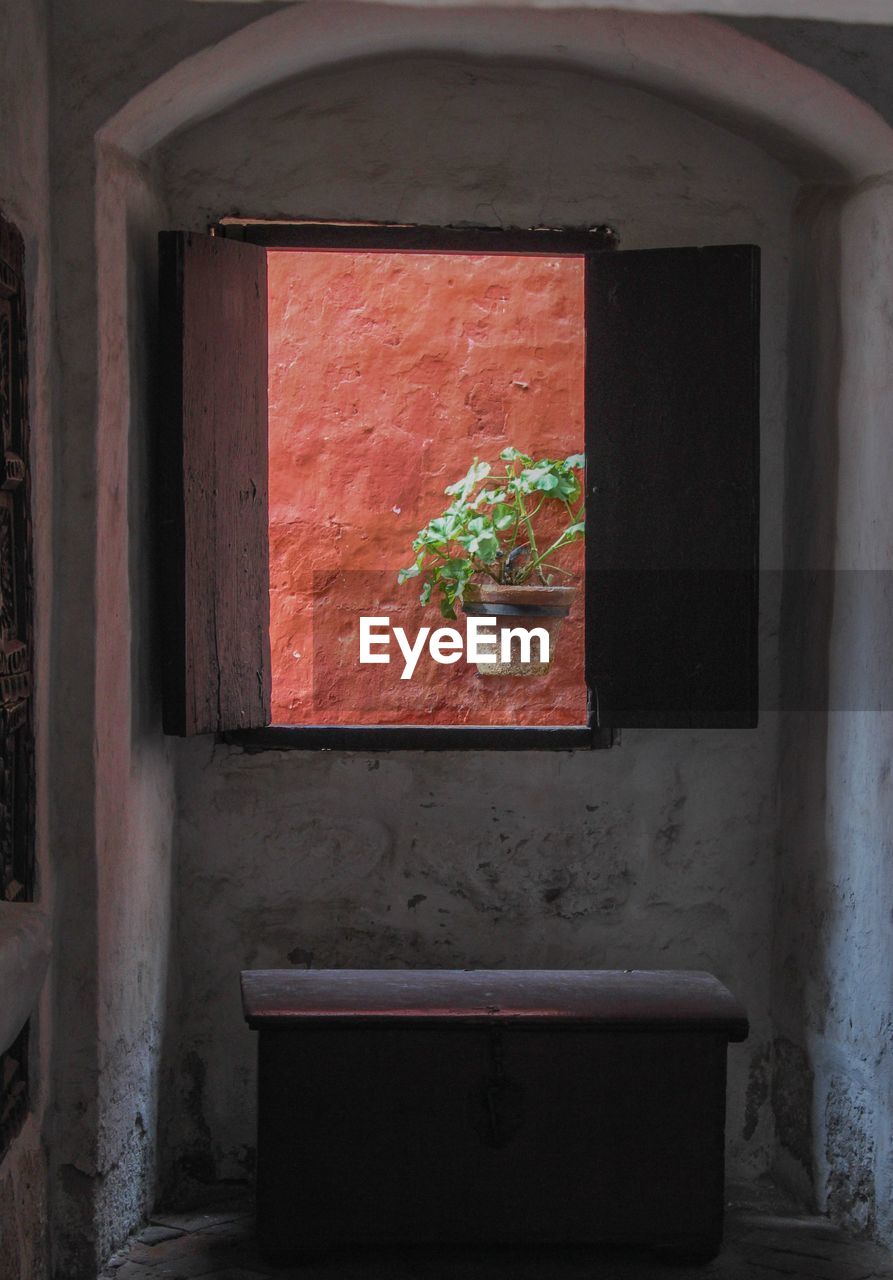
[773,182,893,1242]
[716,15,893,1245]
[35,1,893,1269]
[157,55,795,1199]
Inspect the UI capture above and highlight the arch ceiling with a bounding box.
[188,0,893,22]
[102,4,893,183]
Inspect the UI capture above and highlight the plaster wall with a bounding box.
[774,181,893,1243]
[93,144,177,1259]
[158,55,795,1198]
[45,135,177,1275]
[46,1,299,1271]
[0,0,53,1276]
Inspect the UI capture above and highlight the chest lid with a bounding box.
[241,969,748,1041]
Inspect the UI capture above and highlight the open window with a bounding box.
[157,223,759,748]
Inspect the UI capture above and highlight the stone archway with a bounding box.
[101,5,893,179]
[53,5,893,1271]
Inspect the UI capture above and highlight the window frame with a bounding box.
[216,218,615,751]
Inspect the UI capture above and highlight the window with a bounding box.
[268,246,588,730]
[158,222,759,748]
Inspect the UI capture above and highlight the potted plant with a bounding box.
[398,447,585,675]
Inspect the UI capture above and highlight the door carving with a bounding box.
[0,211,35,1156]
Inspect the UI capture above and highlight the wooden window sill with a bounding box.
[224,725,614,752]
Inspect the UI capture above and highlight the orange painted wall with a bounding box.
[268,250,586,725]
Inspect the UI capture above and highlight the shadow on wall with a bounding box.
[773,188,881,1236]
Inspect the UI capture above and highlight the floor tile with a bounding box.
[137,1226,188,1246]
[100,1184,893,1280]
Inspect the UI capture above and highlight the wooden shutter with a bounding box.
[158,231,270,735]
[585,245,759,728]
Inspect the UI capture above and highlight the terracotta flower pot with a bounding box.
[461,582,576,676]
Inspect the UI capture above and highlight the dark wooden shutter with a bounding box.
[158,231,270,735]
[585,245,759,728]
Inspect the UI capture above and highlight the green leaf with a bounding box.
[459,530,500,561]
[444,459,491,499]
[492,504,516,530]
[565,520,585,537]
[397,564,420,584]
[437,558,473,583]
[433,515,459,540]
[564,453,585,470]
[478,488,507,506]
[419,580,432,606]
[522,466,560,492]
[416,512,463,550]
[466,515,493,535]
[500,446,533,465]
[553,473,579,501]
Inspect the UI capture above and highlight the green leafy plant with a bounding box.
[398,447,585,619]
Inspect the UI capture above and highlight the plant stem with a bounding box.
[527,530,578,576]
[505,511,523,561]
[471,555,501,583]
[518,492,540,566]
[500,466,523,571]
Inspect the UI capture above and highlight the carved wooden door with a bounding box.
[0,211,35,1154]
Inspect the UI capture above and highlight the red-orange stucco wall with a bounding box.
[268,250,586,725]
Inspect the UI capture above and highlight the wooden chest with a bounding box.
[241,968,748,1261]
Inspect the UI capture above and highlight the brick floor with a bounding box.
[98,1182,893,1280]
